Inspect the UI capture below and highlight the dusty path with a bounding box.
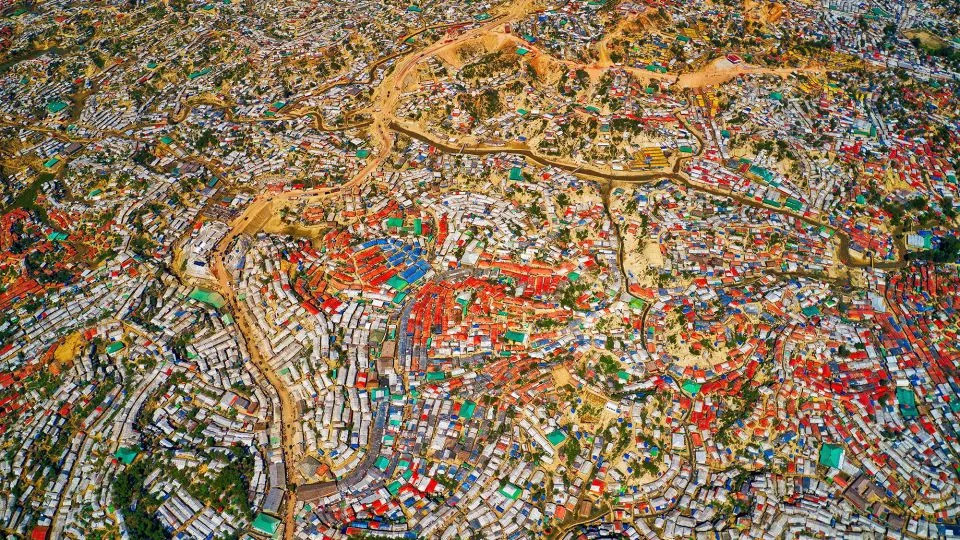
[195,3,905,535]
[387,121,906,270]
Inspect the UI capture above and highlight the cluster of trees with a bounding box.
[909,235,960,263]
[113,460,169,540]
[714,384,763,446]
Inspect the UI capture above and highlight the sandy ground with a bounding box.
[621,234,663,290]
[676,57,807,89]
[552,366,573,387]
[53,331,87,371]
[904,29,950,50]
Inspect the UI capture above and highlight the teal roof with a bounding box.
[896,387,918,419]
[681,380,701,396]
[188,288,226,309]
[546,430,567,446]
[47,101,68,114]
[504,330,526,343]
[387,275,409,291]
[187,67,211,80]
[459,399,477,419]
[819,443,843,468]
[114,447,138,465]
[499,482,522,500]
[252,513,280,536]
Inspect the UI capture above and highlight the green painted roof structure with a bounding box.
[504,330,526,343]
[896,387,918,419]
[546,430,567,446]
[252,513,280,536]
[499,482,522,500]
[114,447,138,465]
[681,380,701,395]
[387,275,409,291]
[47,101,68,113]
[819,443,844,468]
[459,400,477,419]
[188,288,226,309]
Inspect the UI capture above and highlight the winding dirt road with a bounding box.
[195,2,907,536]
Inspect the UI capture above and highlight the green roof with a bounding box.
[504,330,526,343]
[681,380,701,396]
[386,217,404,228]
[546,430,567,446]
[47,101,68,114]
[252,513,280,536]
[189,288,226,309]
[105,342,126,355]
[516,47,529,55]
[499,482,522,500]
[819,443,844,469]
[509,167,523,181]
[187,67,211,80]
[356,149,371,159]
[43,157,60,168]
[114,447,138,465]
[387,275,409,291]
[374,456,390,470]
[749,164,775,182]
[425,371,446,382]
[459,400,477,419]
[896,387,918,419]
